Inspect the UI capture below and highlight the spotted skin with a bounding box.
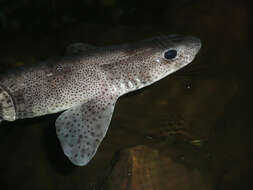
[0,35,201,166]
[55,94,117,165]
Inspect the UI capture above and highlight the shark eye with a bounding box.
[164,49,177,59]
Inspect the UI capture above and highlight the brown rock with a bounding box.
[101,145,210,190]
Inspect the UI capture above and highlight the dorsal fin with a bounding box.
[65,43,96,56]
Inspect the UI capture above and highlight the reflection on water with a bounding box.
[0,0,252,190]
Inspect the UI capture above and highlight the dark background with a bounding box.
[0,0,252,190]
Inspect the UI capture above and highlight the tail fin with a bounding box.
[0,85,16,122]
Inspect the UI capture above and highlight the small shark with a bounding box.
[0,35,201,166]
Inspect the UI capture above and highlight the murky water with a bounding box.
[0,0,252,190]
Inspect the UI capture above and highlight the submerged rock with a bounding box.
[100,145,210,190]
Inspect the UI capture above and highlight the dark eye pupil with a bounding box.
[164,50,177,59]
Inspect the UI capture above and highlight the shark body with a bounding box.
[0,35,201,166]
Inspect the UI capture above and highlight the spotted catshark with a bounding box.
[0,35,201,166]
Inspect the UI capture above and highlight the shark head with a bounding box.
[130,35,201,86]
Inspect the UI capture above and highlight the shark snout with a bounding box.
[185,36,202,54]
[166,34,201,54]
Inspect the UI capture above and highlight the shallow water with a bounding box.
[0,0,252,189]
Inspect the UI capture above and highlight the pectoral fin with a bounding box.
[55,95,117,166]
